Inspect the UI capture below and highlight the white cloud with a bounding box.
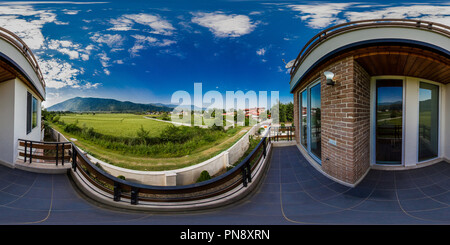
[81,54,89,61]
[90,33,125,48]
[62,9,80,15]
[129,34,176,57]
[59,48,79,59]
[249,11,263,15]
[109,13,175,35]
[39,58,82,89]
[344,4,450,26]
[288,3,353,29]
[46,39,93,61]
[191,12,258,37]
[256,48,266,56]
[132,34,158,43]
[0,1,108,5]
[0,5,58,49]
[98,52,111,67]
[83,82,101,89]
[109,16,135,31]
[288,3,450,29]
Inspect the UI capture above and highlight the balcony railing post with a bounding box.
[61,143,65,166]
[246,160,252,183]
[72,146,77,172]
[24,141,27,163]
[131,187,139,205]
[29,141,32,164]
[113,182,121,202]
[242,167,248,187]
[55,143,59,166]
[263,137,267,158]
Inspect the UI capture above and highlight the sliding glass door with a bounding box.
[418,82,439,161]
[299,81,321,163]
[375,79,403,164]
[310,83,321,160]
[299,90,308,148]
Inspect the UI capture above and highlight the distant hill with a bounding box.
[47,97,174,113]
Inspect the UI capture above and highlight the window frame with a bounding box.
[417,80,442,163]
[26,92,38,135]
[298,79,322,164]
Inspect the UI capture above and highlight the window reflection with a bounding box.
[419,82,439,161]
[300,90,308,148]
[376,79,403,164]
[310,83,321,160]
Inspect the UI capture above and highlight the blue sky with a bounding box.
[1,0,449,108]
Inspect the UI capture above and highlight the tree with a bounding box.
[279,103,287,123]
[285,102,294,122]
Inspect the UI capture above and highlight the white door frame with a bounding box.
[370,75,444,168]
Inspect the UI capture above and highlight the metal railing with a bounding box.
[270,126,295,141]
[18,139,72,165]
[68,135,272,205]
[289,19,450,77]
[0,27,45,89]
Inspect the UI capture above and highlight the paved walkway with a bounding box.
[0,146,449,225]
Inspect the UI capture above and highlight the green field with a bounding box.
[58,113,170,137]
[48,113,250,171]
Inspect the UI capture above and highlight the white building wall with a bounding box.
[404,78,419,167]
[0,79,16,165]
[13,78,42,162]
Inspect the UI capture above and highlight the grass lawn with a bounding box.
[58,113,170,137]
[50,113,251,171]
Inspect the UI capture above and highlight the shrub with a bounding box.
[196,170,211,183]
[257,127,265,135]
[52,115,60,123]
[52,116,234,158]
[136,125,150,144]
[64,122,82,134]
[117,175,126,180]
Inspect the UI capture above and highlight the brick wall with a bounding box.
[292,56,371,184]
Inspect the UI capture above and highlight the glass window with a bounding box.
[375,79,403,164]
[27,92,38,134]
[32,96,37,129]
[300,90,308,148]
[299,81,321,163]
[310,83,321,160]
[418,82,439,161]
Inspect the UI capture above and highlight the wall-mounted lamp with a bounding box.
[324,71,336,86]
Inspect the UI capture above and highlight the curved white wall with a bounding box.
[0,78,42,166]
[0,38,45,98]
[291,26,450,92]
[0,79,15,165]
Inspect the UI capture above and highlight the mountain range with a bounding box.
[46,97,175,112]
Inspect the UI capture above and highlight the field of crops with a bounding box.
[48,112,250,171]
[58,113,170,137]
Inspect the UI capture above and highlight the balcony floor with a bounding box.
[0,145,449,225]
